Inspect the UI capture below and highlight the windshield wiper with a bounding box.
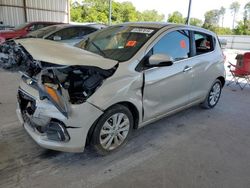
[86,38,107,58]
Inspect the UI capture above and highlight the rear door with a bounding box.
[187,31,221,101]
[142,29,194,121]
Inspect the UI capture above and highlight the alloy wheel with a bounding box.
[208,82,221,106]
[99,113,130,151]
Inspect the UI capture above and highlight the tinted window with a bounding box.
[27,25,59,38]
[29,24,47,32]
[194,32,214,55]
[153,30,190,61]
[47,27,96,40]
[75,27,97,39]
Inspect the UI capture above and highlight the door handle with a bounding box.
[183,66,192,72]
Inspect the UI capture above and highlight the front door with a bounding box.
[142,30,193,121]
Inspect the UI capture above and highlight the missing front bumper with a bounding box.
[17,81,104,153]
[18,89,70,142]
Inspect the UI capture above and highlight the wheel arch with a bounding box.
[85,101,140,146]
[217,76,225,87]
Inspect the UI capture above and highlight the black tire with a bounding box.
[201,79,222,109]
[91,104,133,156]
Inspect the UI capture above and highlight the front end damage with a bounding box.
[1,39,118,152]
[16,87,104,152]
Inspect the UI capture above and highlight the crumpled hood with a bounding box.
[15,38,118,70]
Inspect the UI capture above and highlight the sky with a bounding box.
[116,0,250,28]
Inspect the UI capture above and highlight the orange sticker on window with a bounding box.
[180,40,186,48]
[126,40,137,47]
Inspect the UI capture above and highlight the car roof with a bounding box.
[27,21,62,24]
[118,22,169,29]
[116,22,215,36]
[51,23,106,30]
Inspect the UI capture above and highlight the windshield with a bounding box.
[13,23,30,31]
[27,25,59,38]
[76,26,157,62]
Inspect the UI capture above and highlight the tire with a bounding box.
[91,104,133,156]
[201,79,222,109]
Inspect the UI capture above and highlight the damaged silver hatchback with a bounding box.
[7,22,225,155]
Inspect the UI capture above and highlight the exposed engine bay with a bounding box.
[0,40,117,108]
[40,65,116,105]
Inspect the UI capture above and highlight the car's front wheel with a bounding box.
[201,79,222,109]
[91,104,133,155]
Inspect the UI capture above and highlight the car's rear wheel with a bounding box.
[201,79,222,109]
[91,104,133,155]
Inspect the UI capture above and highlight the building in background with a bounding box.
[0,0,70,26]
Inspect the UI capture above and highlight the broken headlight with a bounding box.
[43,84,68,118]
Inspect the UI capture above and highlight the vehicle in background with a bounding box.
[0,21,62,44]
[0,24,14,31]
[26,23,107,46]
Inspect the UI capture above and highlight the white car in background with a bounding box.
[26,23,106,46]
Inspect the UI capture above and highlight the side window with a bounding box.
[35,24,46,30]
[74,27,97,39]
[28,24,35,32]
[152,30,190,61]
[29,24,46,32]
[194,32,214,55]
[47,27,79,40]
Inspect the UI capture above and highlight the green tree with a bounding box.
[120,2,138,22]
[140,10,165,22]
[203,9,220,30]
[214,27,233,35]
[70,5,84,22]
[219,6,226,27]
[70,0,109,23]
[230,1,240,29]
[70,0,164,24]
[243,2,250,21]
[111,1,123,23]
[167,11,185,24]
[234,20,250,35]
[189,18,202,27]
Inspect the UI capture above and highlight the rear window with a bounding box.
[27,25,58,38]
[194,32,215,55]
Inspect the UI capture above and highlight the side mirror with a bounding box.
[53,36,62,41]
[148,54,173,67]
